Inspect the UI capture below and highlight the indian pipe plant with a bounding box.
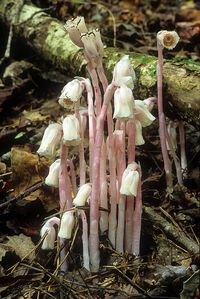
[37,17,184,273]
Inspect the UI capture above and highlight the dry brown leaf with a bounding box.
[6,234,35,261]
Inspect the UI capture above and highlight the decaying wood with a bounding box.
[0,0,200,126]
[143,206,199,256]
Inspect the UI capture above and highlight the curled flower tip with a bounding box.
[73,183,92,207]
[135,100,156,127]
[64,16,88,47]
[62,115,81,146]
[81,29,104,59]
[58,211,75,239]
[45,159,60,188]
[120,162,139,196]
[37,123,62,159]
[59,79,84,108]
[157,30,180,50]
[113,85,134,120]
[113,55,136,89]
[40,217,60,250]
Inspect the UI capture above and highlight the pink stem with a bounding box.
[89,83,116,272]
[100,140,108,234]
[157,43,173,192]
[132,166,142,256]
[67,159,77,196]
[75,103,86,186]
[107,106,117,248]
[87,59,102,116]
[84,79,95,181]
[80,210,90,271]
[178,121,187,179]
[115,124,126,253]
[59,144,73,210]
[125,120,136,252]
[96,57,108,92]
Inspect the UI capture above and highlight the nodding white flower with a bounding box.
[143,97,156,112]
[40,217,60,250]
[167,121,177,151]
[73,183,92,206]
[135,119,145,146]
[37,123,62,159]
[59,79,84,108]
[64,16,88,47]
[58,211,75,239]
[81,29,104,59]
[113,85,134,120]
[62,115,81,146]
[113,55,136,89]
[135,100,156,127]
[120,162,139,197]
[157,30,180,50]
[45,159,60,188]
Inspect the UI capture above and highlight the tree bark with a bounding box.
[0,0,200,127]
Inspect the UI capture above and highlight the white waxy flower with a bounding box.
[73,183,92,206]
[143,97,156,112]
[113,85,134,120]
[37,123,62,159]
[45,159,60,188]
[135,100,156,127]
[58,211,75,239]
[113,55,136,89]
[157,30,180,50]
[64,16,88,47]
[135,119,145,146]
[59,79,84,108]
[120,162,139,197]
[40,217,60,250]
[62,115,81,146]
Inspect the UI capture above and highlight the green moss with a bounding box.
[139,61,157,88]
[172,58,200,72]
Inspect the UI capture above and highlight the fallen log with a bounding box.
[0,0,200,127]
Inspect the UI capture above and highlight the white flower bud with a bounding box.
[40,217,60,250]
[62,115,81,146]
[58,211,75,239]
[143,97,156,112]
[113,55,136,89]
[157,30,180,50]
[73,183,92,206]
[135,100,155,127]
[37,123,62,159]
[135,119,145,146]
[113,85,134,120]
[59,79,84,108]
[45,159,60,188]
[120,162,139,197]
[64,17,88,47]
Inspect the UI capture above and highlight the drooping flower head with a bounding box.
[113,55,136,89]
[157,30,180,50]
[73,183,92,207]
[37,123,62,159]
[58,211,75,239]
[135,100,156,128]
[59,79,84,108]
[40,217,60,250]
[45,159,60,188]
[113,85,134,120]
[81,29,104,60]
[120,162,140,197]
[62,115,81,146]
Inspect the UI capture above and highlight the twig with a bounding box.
[0,181,44,209]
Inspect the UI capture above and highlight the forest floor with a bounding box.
[0,0,199,298]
